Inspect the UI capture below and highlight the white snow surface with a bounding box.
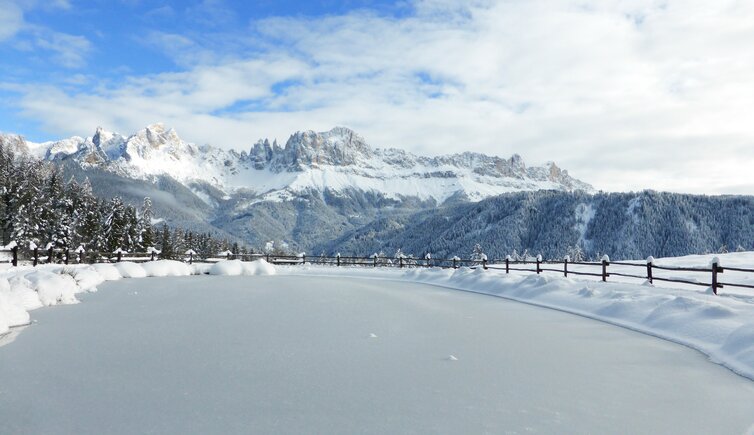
[0,260,267,334]
[276,251,754,381]
[2,275,754,434]
[1,254,754,384]
[208,259,276,276]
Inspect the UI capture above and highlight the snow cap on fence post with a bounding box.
[709,256,722,267]
[371,253,378,258]
[425,253,431,260]
[185,249,196,264]
[564,255,570,262]
[28,241,37,250]
[451,255,460,269]
[4,241,18,250]
[646,256,654,264]
[601,254,610,263]
[45,242,54,250]
[536,254,542,262]
[75,245,85,253]
[506,255,512,261]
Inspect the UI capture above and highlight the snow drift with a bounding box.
[0,260,275,334]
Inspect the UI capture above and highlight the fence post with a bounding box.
[536,255,542,274]
[453,257,457,269]
[564,256,569,277]
[482,258,488,270]
[711,258,723,295]
[302,254,306,265]
[151,251,156,261]
[117,250,122,262]
[505,256,510,274]
[337,254,341,267]
[11,245,18,267]
[601,255,610,282]
[266,253,269,263]
[189,252,193,265]
[64,246,69,265]
[48,246,54,264]
[374,256,377,267]
[33,247,39,267]
[79,249,85,264]
[646,256,654,284]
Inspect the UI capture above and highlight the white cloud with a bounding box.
[11,0,754,194]
[0,1,24,41]
[33,31,92,68]
[0,0,91,67]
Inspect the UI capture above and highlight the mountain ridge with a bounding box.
[6,123,593,206]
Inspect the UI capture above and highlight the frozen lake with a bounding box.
[1,275,754,434]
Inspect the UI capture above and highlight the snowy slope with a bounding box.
[4,124,592,206]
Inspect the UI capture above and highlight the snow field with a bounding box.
[0,259,275,334]
[2,253,754,384]
[276,253,754,381]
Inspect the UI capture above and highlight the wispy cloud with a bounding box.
[0,0,92,67]
[185,0,237,28]
[8,0,754,193]
[0,1,25,41]
[33,31,92,68]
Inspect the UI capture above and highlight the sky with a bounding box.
[1,0,753,194]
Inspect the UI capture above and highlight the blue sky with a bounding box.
[1,0,754,194]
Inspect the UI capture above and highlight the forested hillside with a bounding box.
[0,142,241,258]
[317,190,754,260]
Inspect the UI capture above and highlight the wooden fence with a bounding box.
[2,244,753,296]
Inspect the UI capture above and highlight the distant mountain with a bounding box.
[14,123,592,203]
[1,124,593,251]
[2,126,751,259]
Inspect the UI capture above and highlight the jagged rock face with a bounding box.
[2,124,593,206]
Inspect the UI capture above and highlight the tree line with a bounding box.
[0,142,244,259]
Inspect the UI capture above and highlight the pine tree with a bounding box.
[158,224,174,259]
[470,243,486,262]
[104,197,128,253]
[139,197,156,250]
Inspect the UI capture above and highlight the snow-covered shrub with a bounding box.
[92,264,122,281]
[24,270,78,306]
[114,262,148,278]
[141,260,192,277]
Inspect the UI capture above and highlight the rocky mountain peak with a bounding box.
[275,127,374,170]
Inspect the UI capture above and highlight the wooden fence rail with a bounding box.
[2,244,753,295]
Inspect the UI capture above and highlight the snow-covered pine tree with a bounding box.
[123,205,140,252]
[566,244,586,262]
[158,224,174,259]
[172,227,186,256]
[78,197,104,253]
[139,197,156,250]
[470,243,486,263]
[104,197,128,254]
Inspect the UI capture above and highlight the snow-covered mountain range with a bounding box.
[1,123,596,250]
[8,123,592,206]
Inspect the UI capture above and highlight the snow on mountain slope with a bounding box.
[3,124,593,205]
